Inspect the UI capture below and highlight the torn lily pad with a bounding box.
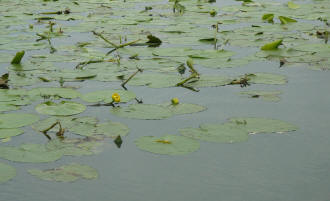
[35,101,86,116]
[28,163,98,182]
[135,135,200,155]
[180,123,249,143]
[229,117,298,134]
[0,113,39,128]
[0,143,63,163]
[0,128,24,139]
[0,162,16,184]
[81,89,136,103]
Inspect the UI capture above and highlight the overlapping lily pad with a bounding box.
[35,101,86,116]
[28,163,98,182]
[135,135,200,155]
[0,162,16,184]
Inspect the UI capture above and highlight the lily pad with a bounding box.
[135,135,200,155]
[180,123,249,143]
[46,137,104,156]
[0,113,39,128]
[229,117,298,134]
[81,89,136,103]
[28,163,98,182]
[247,73,287,85]
[110,104,172,120]
[239,90,282,102]
[261,40,283,50]
[35,101,86,116]
[28,87,81,100]
[0,128,24,139]
[0,144,63,163]
[161,102,206,115]
[0,162,16,184]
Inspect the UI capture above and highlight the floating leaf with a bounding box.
[135,135,200,155]
[28,87,81,100]
[46,137,104,156]
[81,89,136,103]
[35,101,86,116]
[239,90,281,102]
[229,117,298,134]
[0,128,24,139]
[180,123,249,143]
[110,104,172,120]
[278,16,297,24]
[161,102,206,115]
[0,162,16,184]
[28,163,98,182]
[0,113,39,129]
[261,40,283,50]
[247,73,287,85]
[0,144,63,163]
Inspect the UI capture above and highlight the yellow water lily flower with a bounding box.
[112,93,121,103]
[171,97,179,105]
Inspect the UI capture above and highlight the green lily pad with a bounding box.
[81,89,136,103]
[69,120,130,138]
[0,162,16,184]
[0,113,39,128]
[46,137,104,156]
[28,87,81,100]
[239,90,282,102]
[0,128,24,139]
[180,123,249,143]
[0,103,20,112]
[28,163,98,182]
[135,135,200,155]
[35,101,86,116]
[247,73,287,85]
[110,104,172,120]
[229,117,298,134]
[161,102,206,115]
[0,144,63,163]
[278,16,297,24]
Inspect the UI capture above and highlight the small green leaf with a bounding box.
[278,16,297,24]
[262,13,274,23]
[11,51,25,64]
[261,40,283,50]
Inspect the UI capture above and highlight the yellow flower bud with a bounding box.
[171,97,179,105]
[112,93,121,103]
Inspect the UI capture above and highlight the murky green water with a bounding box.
[1,0,330,200]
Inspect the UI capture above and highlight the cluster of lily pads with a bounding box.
[1,0,328,184]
